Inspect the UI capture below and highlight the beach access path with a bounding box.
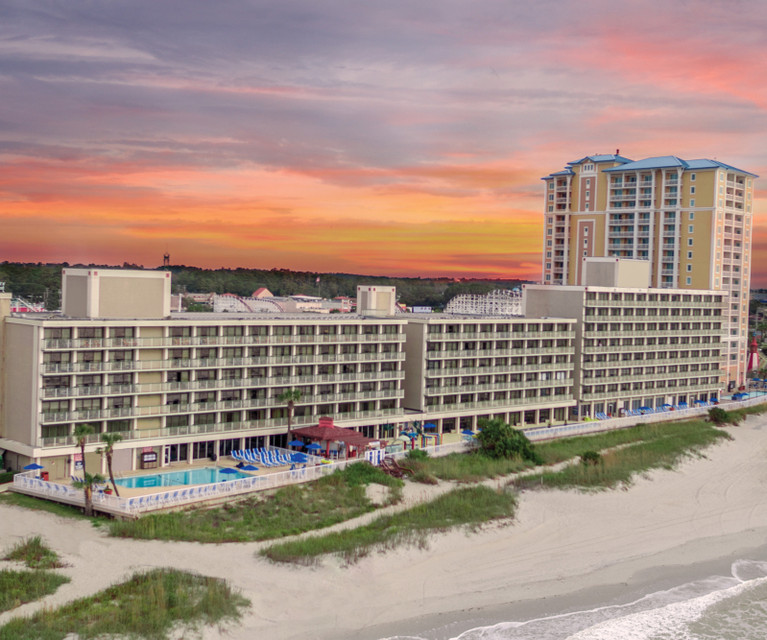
[2,417,767,640]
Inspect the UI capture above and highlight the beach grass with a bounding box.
[261,485,516,565]
[726,401,767,424]
[3,536,64,570]
[514,419,730,490]
[0,493,91,521]
[0,569,69,615]
[405,451,533,483]
[0,568,248,640]
[109,462,403,543]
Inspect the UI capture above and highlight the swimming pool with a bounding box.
[114,467,252,489]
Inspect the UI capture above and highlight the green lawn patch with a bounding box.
[405,450,533,483]
[261,485,517,565]
[0,568,247,640]
[3,536,64,570]
[109,463,403,543]
[0,493,90,521]
[0,569,69,614]
[515,419,730,491]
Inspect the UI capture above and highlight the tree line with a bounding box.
[0,262,527,310]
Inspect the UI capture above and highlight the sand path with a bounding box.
[2,419,767,639]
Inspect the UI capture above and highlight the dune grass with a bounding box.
[515,419,730,490]
[0,493,90,521]
[3,536,64,570]
[261,485,516,565]
[0,568,248,640]
[0,569,69,615]
[404,450,533,483]
[109,462,403,543]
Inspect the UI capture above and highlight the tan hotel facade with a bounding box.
[0,269,726,478]
[0,270,576,479]
[542,154,757,385]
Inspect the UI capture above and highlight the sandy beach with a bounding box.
[3,417,767,639]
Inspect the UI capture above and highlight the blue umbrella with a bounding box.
[423,423,437,430]
[24,463,44,470]
[461,429,476,436]
[242,464,259,471]
[288,440,305,447]
[305,443,322,451]
[291,453,309,463]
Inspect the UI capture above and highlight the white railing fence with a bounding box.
[14,394,767,517]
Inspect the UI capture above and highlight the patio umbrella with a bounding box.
[291,453,309,463]
[305,443,322,451]
[423,423,437,430]
[288,440,305,447]
[461,429,476,436]
[23,463,44,470]
[242,464,259,471]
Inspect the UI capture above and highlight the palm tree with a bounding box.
[72,472,107,517]
[73,423,95,514]
[278,389,302,440]
[98,432,123,497]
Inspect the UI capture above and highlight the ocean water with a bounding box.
[383,560,767,640]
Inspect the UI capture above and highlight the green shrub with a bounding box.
[405,449,429,461]
[708,406,730,426]
[580,450,602,466]
[476,418,541,464]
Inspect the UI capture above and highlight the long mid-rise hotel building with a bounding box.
[0,268,726,479]
[541,154,757,385]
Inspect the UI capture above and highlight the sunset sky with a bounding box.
[1,1,766,284]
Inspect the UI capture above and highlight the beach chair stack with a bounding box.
[231,447,295,467]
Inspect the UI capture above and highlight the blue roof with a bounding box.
[567,154,633,166]
[542,169,574,179]
[603,155,758,177]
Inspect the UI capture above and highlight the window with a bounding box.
[548,194,554,201]
[688,238,693,246]
[687,251,693,259]
[689,212,694,220]
[690,173,696,181]
[686,264,692,272]
[548,182,554,190]
[686,277,692,285]
[688,225,694,233]
[690,186,696,194]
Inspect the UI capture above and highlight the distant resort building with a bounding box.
[542,153,757,386]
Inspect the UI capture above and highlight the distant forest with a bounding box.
[0,262,529,310]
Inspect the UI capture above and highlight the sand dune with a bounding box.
[3,418,767,640]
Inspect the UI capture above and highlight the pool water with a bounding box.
[114,467,252,489]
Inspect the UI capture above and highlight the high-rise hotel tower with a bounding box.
[542,154,757,386]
